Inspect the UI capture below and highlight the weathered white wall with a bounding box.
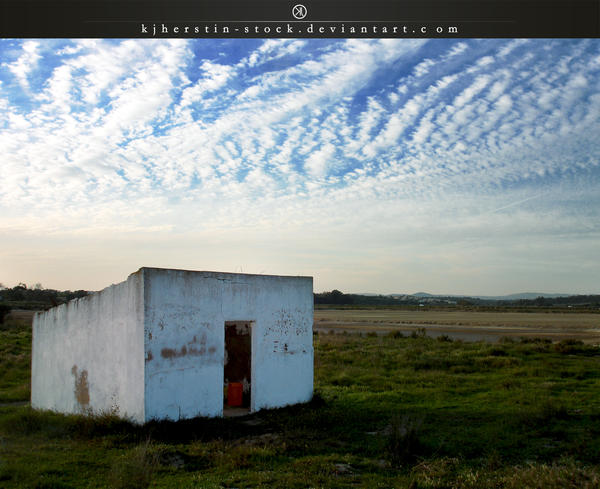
[142,268,313,421]
[31,272,145,423]
[32,267,313,423]
[143,269,224,421]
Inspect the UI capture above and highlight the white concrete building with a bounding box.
[32,268,314,423]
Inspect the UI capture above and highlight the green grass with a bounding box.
[0,319,31,402]
[1,321,600,487]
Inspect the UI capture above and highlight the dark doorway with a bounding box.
[224,321,252,414]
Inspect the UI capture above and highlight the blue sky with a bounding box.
[0,39,599,295]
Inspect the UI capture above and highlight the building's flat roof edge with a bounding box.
[136,267,313,280]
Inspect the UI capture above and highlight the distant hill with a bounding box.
[408,292,572,301]
[473,293,572,301]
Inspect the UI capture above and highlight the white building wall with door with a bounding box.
[143,268,314,420]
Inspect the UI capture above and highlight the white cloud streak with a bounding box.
[2,41,41,90]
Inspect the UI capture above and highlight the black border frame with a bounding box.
[0,0,598,38]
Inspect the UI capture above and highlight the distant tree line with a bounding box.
[0,283,88,309]
[314,290,423,306]
[314,290,600,309]
[515,295,600,307]
[1,282,599,313]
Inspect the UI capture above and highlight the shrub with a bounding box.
[109,440,159,489]
[309,391,326,408]
[0,461,16,482]
[331,371,354,386]
[413,357,451,371]
[0,305,11,325]
[554,339,586,355]
[476,356,520,369]
[385,415,424,467]
[519,337,551,345]
[517,399,569,428]
[388,330,404,339]
[501,459,600,489]
[0,408,46,435]
[538,399,569,421]
[501,379,520,390]
[33,475,74,489]
[411,457,460,487]
[70,410,136,439]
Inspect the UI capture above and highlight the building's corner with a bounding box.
[138,267,148,423]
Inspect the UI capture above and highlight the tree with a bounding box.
[330,289,344,303]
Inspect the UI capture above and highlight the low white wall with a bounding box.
[142,268,313,421]
[31,272,145,423]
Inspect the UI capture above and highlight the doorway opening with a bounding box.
[224,321,252,416]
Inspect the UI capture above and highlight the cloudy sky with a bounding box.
[0,38,599,295]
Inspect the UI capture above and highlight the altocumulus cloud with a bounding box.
[0,38,599,294]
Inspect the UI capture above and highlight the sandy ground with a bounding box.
[314,309,600,343]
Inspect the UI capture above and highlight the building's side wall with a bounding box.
[143,269,313,421]
[31,272,145,423]
[249,275,314,412]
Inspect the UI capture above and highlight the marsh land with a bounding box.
[314,308,600,343]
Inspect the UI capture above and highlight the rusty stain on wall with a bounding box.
[161,346,185,358]
[160,335,215,359]
[71,365,90,407]
[146,351,153,362]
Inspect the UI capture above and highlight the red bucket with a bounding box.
[227,382,243,407]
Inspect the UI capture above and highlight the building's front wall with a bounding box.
[143,269,225,420]
[143,268,313,421]
[31,272,145,423]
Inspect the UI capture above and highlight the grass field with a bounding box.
[1,311,600,488]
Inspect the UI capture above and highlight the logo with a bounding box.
[292,4,307,20]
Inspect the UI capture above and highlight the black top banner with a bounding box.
[0,0,598,38]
